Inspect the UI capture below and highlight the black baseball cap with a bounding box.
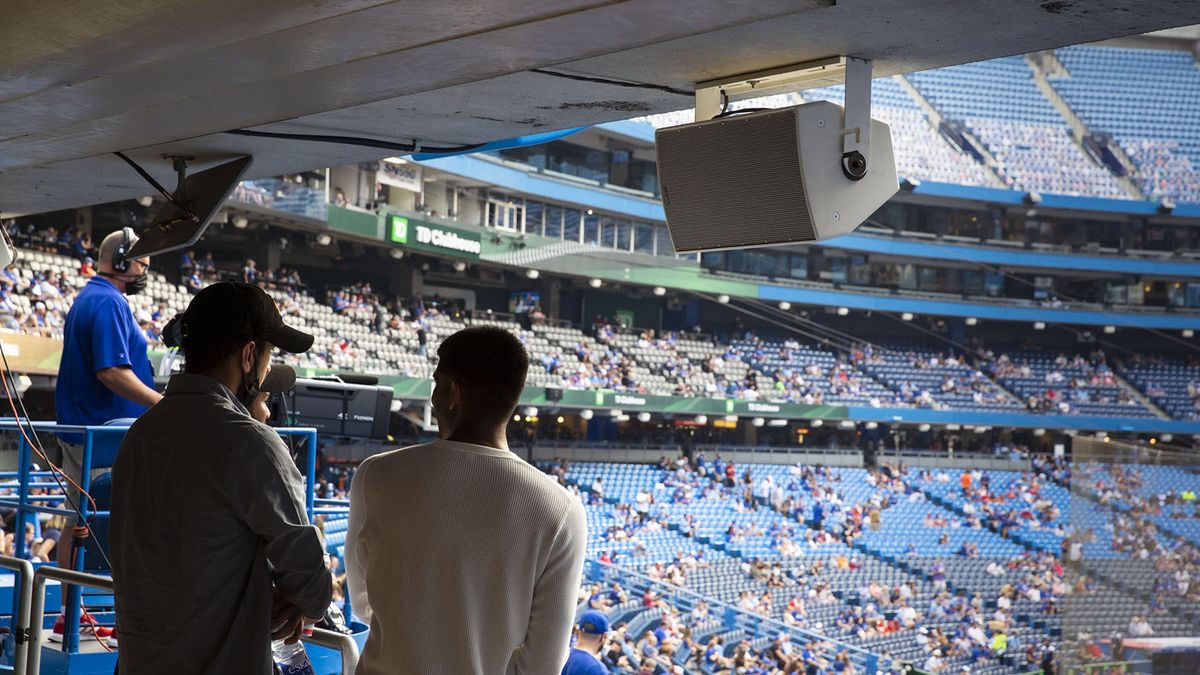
[260,364,297,393]
[181,282,314,354]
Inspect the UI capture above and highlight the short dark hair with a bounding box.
[436,326,529,417]
[183,332,269,374]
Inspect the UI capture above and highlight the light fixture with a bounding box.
[811,419,824,428]
[137,195,154,207]
[865,421,878,430]
[526,269,540,279]
[966,317,978,326]
[389,399,403,413]
[586,209,595,216]
[1033,428,1046,437]
[694,415,708,425]
[1162,434,1174,443]
[653,286,667,297]
[523,406,538,418]
[589,278,602,288]
[315,232,333,246]
[717,294,731,304]
[837,307,850,316]
[839,420,855,429]
[724,415,738,423]
[232,215,249,229]
[556,416,565,424]
[1103,435,1111,443]
[752,417,766,427]
[778,301,792,311]
[1033,322,1046,330]
[1149,437,1157,445]
[918,423,931,432]
[901,312,914,321]
[580,409,594,420]
[946,424,961,431]
[389,248,405,260]
[1185,329,1195,339]
[453,261,468,272]
[1103,325,1116,334]
[610,409,624,418]
[768,419,788,427]
[615,414,631,422]
[512,414,521,422]
[637,412,652,423]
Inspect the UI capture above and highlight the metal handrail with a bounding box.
[301,627,360,675]
[0,556,34,675]
[28,566,114,675]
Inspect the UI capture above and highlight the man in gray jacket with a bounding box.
[110,282,331,673]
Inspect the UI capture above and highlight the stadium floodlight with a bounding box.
[637,412,652,423]
[811,419,824,428]
[660,58,896,252]
[1184,329,1195,339]
[526,269,540,279]
[1103,325,1116,334]
[966,317,978,326]
[653,286,667,297]
[901,312,914,321]
[717,294,731,304]
[694,415,708,425]
[579,409,594,420]
[778,301,792,311]
[836,307,849,316]
[1033,322,1046,330]
[752,417,766,427]
[588,278,603,288]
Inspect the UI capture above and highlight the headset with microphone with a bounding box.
[111,226,134,274]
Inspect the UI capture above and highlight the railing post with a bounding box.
[300,627,360,675]
[0,555,33,675]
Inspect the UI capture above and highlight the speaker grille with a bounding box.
[656,108,815,252]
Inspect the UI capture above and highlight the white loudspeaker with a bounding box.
[655,101,897,253]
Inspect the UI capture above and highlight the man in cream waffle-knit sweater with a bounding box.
[347,326,587,674]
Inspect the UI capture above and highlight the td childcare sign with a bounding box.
[388,215,482,259]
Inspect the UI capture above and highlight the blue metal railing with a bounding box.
[0,419,321,665]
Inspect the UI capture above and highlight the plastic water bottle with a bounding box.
[272,637,315,675]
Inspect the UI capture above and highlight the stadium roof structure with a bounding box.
[1,0,1199,216]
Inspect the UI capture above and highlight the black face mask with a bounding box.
[123,273,148,296]
[238,349,262,410]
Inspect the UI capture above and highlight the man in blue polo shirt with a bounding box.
[562,610,610,675]
[55,228,161,569]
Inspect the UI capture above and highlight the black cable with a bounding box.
[112,152,197,223]
[0,345,114,571]
[529,68,694,97]
[710,107,773,120]
[224,129,486,155]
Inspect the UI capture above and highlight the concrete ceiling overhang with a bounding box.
[2,0,1199,216]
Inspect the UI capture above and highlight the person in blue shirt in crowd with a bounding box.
[562,611,610,675]
[54,228,161,571]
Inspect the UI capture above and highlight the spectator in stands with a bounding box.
[110,282,330,672]
[54,228,162,573]
[241,258,258,285]
[346,326,587,674]
[561,610,610,675]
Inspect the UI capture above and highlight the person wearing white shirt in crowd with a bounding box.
[923,649,946,673]
[1128,616,1154,638]
[985,561,1006,577]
